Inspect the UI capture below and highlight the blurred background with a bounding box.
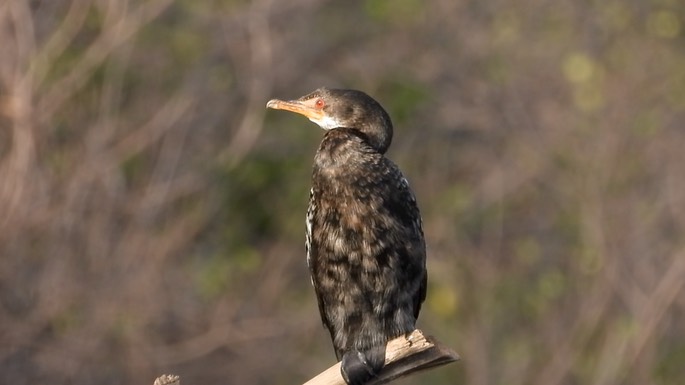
[2,1,685,384]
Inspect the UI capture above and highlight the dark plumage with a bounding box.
[267,88,427,385]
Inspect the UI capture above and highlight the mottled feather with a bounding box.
[269,88,427,385]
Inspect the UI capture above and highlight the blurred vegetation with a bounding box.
[1,0,685,384]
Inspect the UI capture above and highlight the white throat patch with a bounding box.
[310,115,341,130]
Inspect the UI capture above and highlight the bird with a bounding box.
[266,88,427,385]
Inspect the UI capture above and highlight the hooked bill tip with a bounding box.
[266,99,280,109]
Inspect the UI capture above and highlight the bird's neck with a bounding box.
[361,108,393,153]
[313,129,379,171]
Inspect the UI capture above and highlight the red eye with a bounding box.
[315,99,325,108]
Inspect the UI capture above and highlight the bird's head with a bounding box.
[266,88,393,153]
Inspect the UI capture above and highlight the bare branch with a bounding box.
[36,0,174,123]
[303,329,458,385]
[153,374,180,385]
[219,0,274,168]
[151,329,457,385]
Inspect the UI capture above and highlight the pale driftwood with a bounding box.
[152,329,458,385]
[153,374,180,385]
[303,329,459,385]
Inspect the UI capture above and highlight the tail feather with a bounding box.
[340,346,385,385]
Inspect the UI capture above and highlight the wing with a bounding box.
[305,188,333,333]
[389,168,428,320]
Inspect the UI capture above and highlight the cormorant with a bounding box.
[266,88,427,385]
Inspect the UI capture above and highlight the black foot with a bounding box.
[340,346,385,385]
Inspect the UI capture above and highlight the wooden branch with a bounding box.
[153,374,180,385]
[303,329,459,385]
[152,329,458,385]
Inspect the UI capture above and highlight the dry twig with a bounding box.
[303,329,458,385]
[152,329,458,385]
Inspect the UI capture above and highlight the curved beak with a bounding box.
[266,98,324,121]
